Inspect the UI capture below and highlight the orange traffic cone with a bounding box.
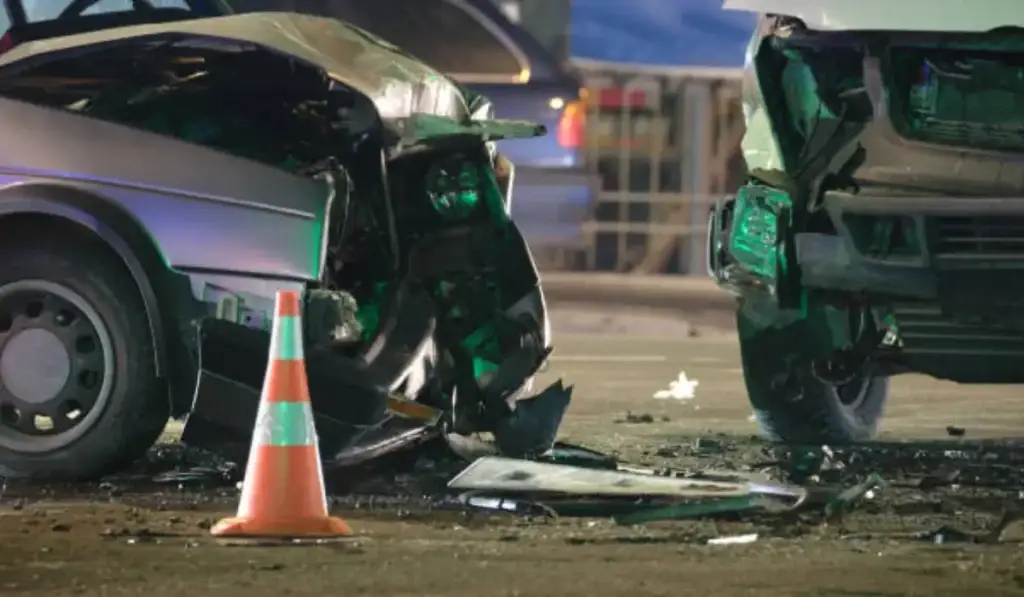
[211,291,352,539]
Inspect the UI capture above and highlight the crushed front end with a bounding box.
[711,15,1024,383]
[172,85,560,466]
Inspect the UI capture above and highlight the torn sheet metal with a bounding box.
[615,464,808,503]
[448,456,749,498]
[492,381,573,458]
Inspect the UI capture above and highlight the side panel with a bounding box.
[0,98,332,280]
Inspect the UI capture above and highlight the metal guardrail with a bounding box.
[546,60,746,275]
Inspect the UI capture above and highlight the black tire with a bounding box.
[737,309,889,444]
[0,234,167,480]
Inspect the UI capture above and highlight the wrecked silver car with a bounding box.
[0,11,562,480]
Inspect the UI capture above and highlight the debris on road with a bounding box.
[493,381,574,458]
[652,371,699,400]
[707,533,759,546]
[614,495,766,525]
[921,525,977,545]
[917,465,962,490]
[449,456,750,498]
[616,411,656,424]
[6,412,1024,561]
[824,474,883,520]
[446,453,818,526]
[440,435,1024,540]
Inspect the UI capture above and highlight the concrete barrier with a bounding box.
[540,272,736,314]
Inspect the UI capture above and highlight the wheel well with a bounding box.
[0,211,169,375]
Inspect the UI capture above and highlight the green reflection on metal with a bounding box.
[355,282,389,341]
[430,162,481,219]
[728,184,790,280]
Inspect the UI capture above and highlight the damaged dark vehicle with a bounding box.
[710,1,1024,443]
[0,8,565,480]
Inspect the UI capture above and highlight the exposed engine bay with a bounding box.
[0,30,562,467]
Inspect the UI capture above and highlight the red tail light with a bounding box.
[596,87,648,109]
[557,97,586,149]
[0,33,14,55]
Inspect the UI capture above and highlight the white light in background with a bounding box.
[498,0,521,23]
[652,371,699,400]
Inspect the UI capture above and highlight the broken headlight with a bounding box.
[711,183,793,303]
[425,154,481,220]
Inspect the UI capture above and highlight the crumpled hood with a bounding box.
[0,12,544,146]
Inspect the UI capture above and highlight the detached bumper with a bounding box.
[181,320,391,465]
[509,166,596,248]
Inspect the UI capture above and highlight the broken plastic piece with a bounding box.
[918,525,976,545]
[707,533,759,546]
[918,465,962,490]
[825,473,883,519]
[492,381,573,458]
[788,446,831,483]
[653,371,699,400]
[989,509,1024,543]
[448,456,749,498]
[539,442,620,470]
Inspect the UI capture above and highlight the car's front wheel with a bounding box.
[737,309,890,444]
[0,233,168,480]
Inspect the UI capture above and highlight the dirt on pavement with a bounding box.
[3,326,1024,597]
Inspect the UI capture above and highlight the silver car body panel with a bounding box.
[0,96,332,282]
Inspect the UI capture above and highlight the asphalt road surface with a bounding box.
[544,331,1024,445]
[2,316,1024,597]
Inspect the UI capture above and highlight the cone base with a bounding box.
[210,515,352,538]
